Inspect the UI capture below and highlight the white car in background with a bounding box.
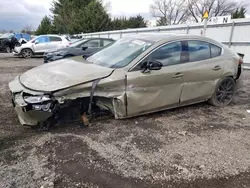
[13,35,71,58]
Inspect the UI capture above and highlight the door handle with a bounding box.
[172,73,183,78]
[212,65,221,71]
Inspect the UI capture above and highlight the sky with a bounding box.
[0,0,248,31]
[0,0,153,31]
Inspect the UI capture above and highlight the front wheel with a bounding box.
[5,46,11,53]
[21,49,33,58]
[208,77,236,107]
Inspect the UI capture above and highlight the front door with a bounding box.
[126,41,184,117]
[82,39,102,56]
[180,40,224,105]
[33,36,50,53]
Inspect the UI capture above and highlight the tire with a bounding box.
[208,77,236,107]
[236,65,241,80]
[5,46,11,53]
[21,48,33,58]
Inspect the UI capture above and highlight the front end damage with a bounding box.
[9,73,127,129]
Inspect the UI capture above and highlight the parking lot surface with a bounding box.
[0,53,250,188]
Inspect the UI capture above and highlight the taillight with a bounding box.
[239,58,243,65]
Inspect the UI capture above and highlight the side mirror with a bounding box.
[34,40,39,44]
[141,60,163,73]
[82,46,88,51]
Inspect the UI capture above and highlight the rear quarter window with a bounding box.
[210,44,222,58]
[49,36,62,42]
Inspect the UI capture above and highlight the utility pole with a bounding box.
[202,10,209,36]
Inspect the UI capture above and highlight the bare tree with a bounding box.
[150,0,190,25]
[187,0,239,22]
[22,25,33,34]
[101,0,111,11]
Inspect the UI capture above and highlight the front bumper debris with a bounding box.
[9,77,53,126]
[12,93,53,126]
[13,47,21,56]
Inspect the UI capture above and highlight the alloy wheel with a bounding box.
[22,49,32,58]
[215,78,235,105]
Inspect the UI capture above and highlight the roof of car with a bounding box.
[39,34,66,38]
[126,33,215,43]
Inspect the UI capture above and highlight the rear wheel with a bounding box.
[21,49,33,58]
[208,77,236,107]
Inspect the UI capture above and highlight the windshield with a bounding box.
[0,33,14,39]
[87,38,152,68]
[70,39,87,47]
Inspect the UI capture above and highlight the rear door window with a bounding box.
[49,36,62,42]
[210,44,222,58]
[188,41,211,62]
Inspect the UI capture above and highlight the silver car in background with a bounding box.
[13,35,71,58]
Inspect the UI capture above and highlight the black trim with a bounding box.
[88,79,101,115]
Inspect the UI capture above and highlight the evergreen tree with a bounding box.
[36,16,53,35]
[36,1,148,34]
[112,15,147,30]
[112,17,128,30]
[49,0,111,34]
[127,15,147,28]
[232,7,246,19]
[156,17,168,26]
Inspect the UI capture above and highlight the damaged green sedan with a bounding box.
[9,33,242,128]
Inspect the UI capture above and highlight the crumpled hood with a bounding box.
[20,42,32,48]
[20,58,114,92]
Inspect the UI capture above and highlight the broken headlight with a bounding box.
[24,95,51,104]
[32,103,52,112]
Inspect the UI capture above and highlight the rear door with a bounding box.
[33,36,50,53]
[126,41,185,116]
[49,36,63,50]
[180,40,224,105]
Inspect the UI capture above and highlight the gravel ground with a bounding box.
[0,53,250,188]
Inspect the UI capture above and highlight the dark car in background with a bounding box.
[43,38,115,63]
[0,33,31,52]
